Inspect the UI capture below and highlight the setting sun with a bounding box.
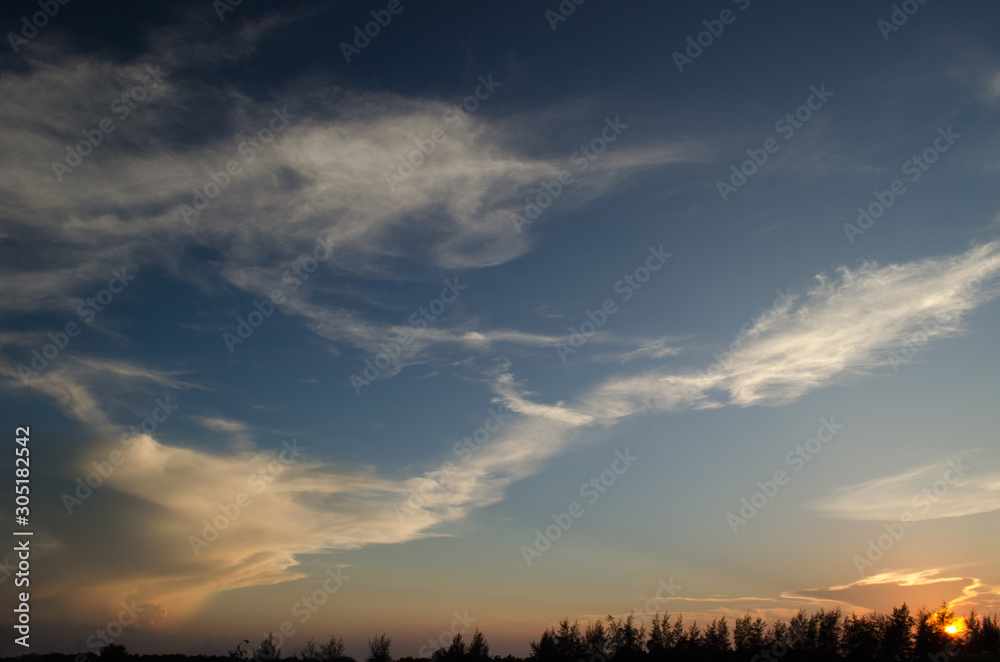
[945,620,967,636]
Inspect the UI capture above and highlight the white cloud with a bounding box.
[580,242,1000,418]
[0,25,702,355]
[812,455,1000,521]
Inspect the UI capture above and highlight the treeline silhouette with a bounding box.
[3,603,998,662]
[527,604,999,662]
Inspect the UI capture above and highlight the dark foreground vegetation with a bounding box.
[4,603,998,662]
[528,603,999,662]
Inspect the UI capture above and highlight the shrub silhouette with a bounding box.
[228,639,252,660]
[368,633,392,662]
[255,633,281,661]
[99,644,129,662]
[431,630,491,662]
[299,635,355,662]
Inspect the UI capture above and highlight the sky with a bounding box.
[1,0,999,656]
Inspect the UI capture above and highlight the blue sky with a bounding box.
[1,0,999,656]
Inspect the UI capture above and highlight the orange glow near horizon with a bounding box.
[945,619,966,636]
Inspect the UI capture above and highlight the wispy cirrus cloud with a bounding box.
[382,242,1000,546]
[789,569,1000,616]
[578,241,1000,419]
[577,570,999,632]
[811,455,1000,521]
[0,16,703,356]
[0,353,198,427]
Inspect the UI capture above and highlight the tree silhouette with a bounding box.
[255,633,281,661]
[529,627,557,662]
[913,603,953,660]
[468,629,491,662]
[433,630,491,662]
[86,601,997,662]
[530,619,586,662]
[606,613,645,662]
[435,633,466,662]
[841,612,883,662]
[979,613,1000,653]
[733,613,766,656]
[788,609,811,655]
[815,608,843,661]
[766,618,789,649]
[528,600,998,662]
[882,604,915,661]
[647,612,676,658]
[584,619,612,659]
[99,644,129,662]
[321,635,352,662]
[703,616,731,658]
[677,620,702,657]
[368,633,392,662]
[301,638,322,662]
